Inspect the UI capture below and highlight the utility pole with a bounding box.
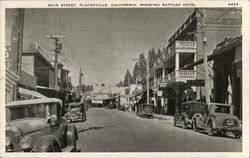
[146,58,149,104]
[199,9,210,104]
[46,35,64,90]
[79,68,83,98]
[128,74,131,106]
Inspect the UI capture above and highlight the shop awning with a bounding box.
[18,87,48,99]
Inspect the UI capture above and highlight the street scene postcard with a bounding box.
[0,0,249,158]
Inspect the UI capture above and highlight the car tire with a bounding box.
[174,118,177,127]
[67,125,78,151]
[234,131,241,139]
[207,122,215,136]
[192,119,197,132]
[217,131,225,137]
[182,120,186,129]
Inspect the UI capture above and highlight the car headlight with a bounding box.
[6,136,14,152]
[19,136,33,152]
[6,136,11,146]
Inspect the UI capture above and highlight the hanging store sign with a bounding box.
[157,91,163,97]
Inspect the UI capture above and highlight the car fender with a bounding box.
[67,125,78,147]
[192,113,203,123]
[33,135,61,152]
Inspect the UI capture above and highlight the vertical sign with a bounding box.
[9,9,24,75]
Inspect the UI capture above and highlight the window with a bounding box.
[215,105,230,114]
[8,103,59,121]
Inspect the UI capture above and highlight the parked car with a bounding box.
[118,105,126,111]
[136,103,154,119]
[5,98,78,152]
[174,101,207,129]
[65,102,86,122]
[192,103,242,138]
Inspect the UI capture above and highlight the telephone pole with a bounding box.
[146,58,149,104]
[46,35,64,90]
[79,68,83,98]
[199,9,210,104]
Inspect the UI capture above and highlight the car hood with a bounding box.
[9,118,46,134]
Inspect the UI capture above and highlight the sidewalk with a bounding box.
[125,109,173,121]
[153,113,173,121]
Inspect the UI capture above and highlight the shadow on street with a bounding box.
[78,125,115,133]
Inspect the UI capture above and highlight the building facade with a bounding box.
[153,8,242,115]
[22,44,55,89]
[212,36,242,119]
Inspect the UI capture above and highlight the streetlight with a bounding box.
[131,58,150,104]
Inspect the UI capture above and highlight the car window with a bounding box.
[214,105,230,114]
[183,104,190,111]
[8,103,59,121]
[46,103,58,118]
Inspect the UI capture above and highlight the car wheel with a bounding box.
[234,131,241,139]
[192,119,197,132]
[207,122,215,136]
[217,131,225,137]
[182,120,186,129]
[174,118,177,127]
[67,125,77,151]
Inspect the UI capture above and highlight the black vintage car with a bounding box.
[192,103,242,138]
[174,101,207,129]
[136,103,154,119]
[5,98,78,152]
[65,102,86,122]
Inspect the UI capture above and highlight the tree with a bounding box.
[157,48,163,62]
[101,83,105,87]
[77,84,94,93]
[162,47,167,58]
[148,48,157,72]
[123,69,133,87]
[115,81,123,87]
[132,62,140,83]
[137,53,147,81]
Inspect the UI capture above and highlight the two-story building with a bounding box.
[22,44,55,89]
[153,8,241,115]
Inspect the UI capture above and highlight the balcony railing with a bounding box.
[156,70,196,85]
[175,41,196,49]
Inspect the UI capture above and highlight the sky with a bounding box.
[6,8,194,87]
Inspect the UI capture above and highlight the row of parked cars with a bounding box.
[174,101,242,138]
[5,98,87,152]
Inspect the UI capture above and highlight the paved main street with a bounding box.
[72,108,242,152]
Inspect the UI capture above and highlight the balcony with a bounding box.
[169,70,196,83]
[175,41,196,49]
[167,41,196,59]
[156,70,196,87]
